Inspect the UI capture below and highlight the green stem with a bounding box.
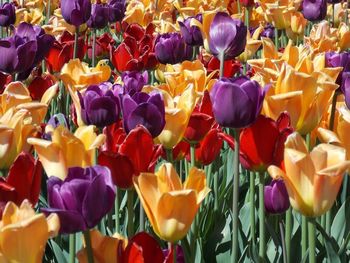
[140,203,144,232]
[279,221,287,263]
[285,208,292,263]
[45,0,51,24]
[190,144,195,168]
[332,3,335,27]
[73,27,79,59]
[92,29,96,67]
[69,234,76,263]
[232,129,240,263]
[127,190,134,236]
[308,218,316,263]
[258,172,266,261]
[219,52,225,78]
[166,149,173,163]
[329,91,338,131]
[274,28,279,51]
[341,174,349,204]
[83,230,94,263]
[326,211,331,235]
[107,210,113,232]
[250,171,256,242]
[214,165,219,211]
[115,188,120,232]
[245,7,250,28]
[173,243,177,263]
[301,216,308,258]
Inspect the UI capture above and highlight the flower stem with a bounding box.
[127,189,134,236]
[219,52,225,78]
[214,165,219,211]
[83,230,94,263]
[274,28,279,51]
[69,234,76,263]
[140,203,144,232]
[73,27,79,59]
[190,144,196,168]
[115,188,120,232]
[308,218,316,263]
[279,220,287,263]
[172,242,177,263]
[92,29,96,67]
[45,0,51,24]
[250,171,256,242]
[258,172,266,261]
[232,129,240,263]
[329,91,338,131]
[301,215,308,258]
[285,208,292,263]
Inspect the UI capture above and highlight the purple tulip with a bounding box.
[78,83,120,128]
[327,0,341,3]
[0,2,16,27]
[122,91,165,137]
[302,0,327,22]
[325,52,350,91]
[163,245,185,263]
[61,0,92,27]
[122,71,148,95]
[264,180,290,214]
[108,0,126,23]
[155,32,193,65]
[210,76,265,128]
[87,4,109,29]
[209,12,247,60]
[43,113,70,140]
[42,166,116,234]
[261,24,276,39]
[179,14,203,46]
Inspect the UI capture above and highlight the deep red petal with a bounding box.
[196,129,223,165]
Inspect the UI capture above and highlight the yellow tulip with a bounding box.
[173,0,229,18]
[268,132,350,217]
[15,7,44,25]
[60,59,111,92]
[0,200,59,263]
[286,11,307,41]
[77,230,126,263]
[27,125,106,180]
[156,85,197,149]
[238,26,263,62]
[134,163,210,242]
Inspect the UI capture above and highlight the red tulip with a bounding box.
[46,31,87,72]
[88,32,115,59]
[98,125,162,189]
[111,23,158,72]
[239,113,293,172]
[184,91,214,143]
[0,71,11,94]
[28,73,56,101]
[0,152,42,216]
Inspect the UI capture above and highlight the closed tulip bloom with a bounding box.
[27,125,106,180]
[268,132,350,217]
[78,84,120,128]
[87,4,109,29]
[134,163,210,242]
[0,200,59,263]
[264,180,290,214]
[122,91,165,138]
[302,0,327,21]
[0,2,16,27]
[210,76,265,128]
[325,51,350,91]
[108,0,126,23]
[209,12,247,60]
[42,165,115,234]
[122,71,148,95]
[61,0,91,27]
[155,33,193,65]
[179,14,203,46]
[240,113,293,172]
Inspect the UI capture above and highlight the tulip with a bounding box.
[87,4,109,29]
[108,0,126,23]
[99,125,162,189]
[268,132,350,217]
[87,32,115,60]
[134,163,210,242]
[0,200,59,262]
[209,12,247,60]
[302,0,327,22]
[111,23,157,72]
[28,73,56,101]
[210,76,265,128]
[240,113,293,172]
[260,24,276,40]
[179,14,203,46]
[60,0,91,27]
[122,91,165,138]
[325,51,350,92]
[264,180,290,214]
[46,31,87,72]
[27,125,105,180]
[78,84,120,128]
[0,152,42,214]
[156,85,197,149]
[155,32,193,65]
[122,71,148,95]
[42,165,115,234]
[0,2,16,27]
[60,59,111,91]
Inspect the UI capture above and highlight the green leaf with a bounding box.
[331,197,350,244]
[50,239,68,263]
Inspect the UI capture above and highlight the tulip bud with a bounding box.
[264,180,290,214]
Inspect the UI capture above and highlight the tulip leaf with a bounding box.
[50,239,68,263]
[324,238,341,263]
[331,197,350,244]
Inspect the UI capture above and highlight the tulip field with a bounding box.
[3,0,350,262]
